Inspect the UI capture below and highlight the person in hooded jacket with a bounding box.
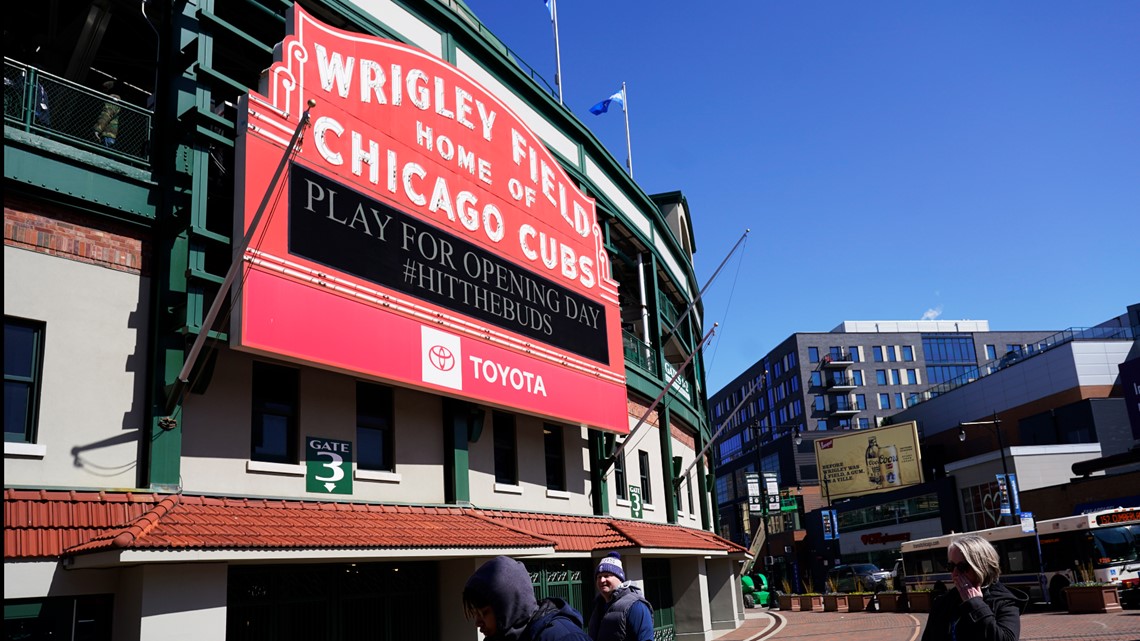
[920,534,1026,641]
[587,552,654,641]
[463,555,591,641]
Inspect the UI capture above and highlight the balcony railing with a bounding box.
[658,290,680,330]
[826,375,856,389]
[820,351,854,368]
[908,325,1138,407]
[623,330,658,377]
[4,58,152,166]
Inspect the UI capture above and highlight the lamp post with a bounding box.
[958,411,1010,524]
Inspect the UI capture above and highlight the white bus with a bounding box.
[899,507,1140,606]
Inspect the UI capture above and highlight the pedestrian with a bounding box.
[920,534,1026,641]
[93,80,121,148]
[463,555,591,641]
[587,552,654,641]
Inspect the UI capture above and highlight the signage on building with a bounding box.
[306,436,353,494]
[629,486,644,519]
[1119,357,1140,441]
[813,422,924,501]
[822,509,839,541]
[996,473,1021,517]
[232,5,627,432]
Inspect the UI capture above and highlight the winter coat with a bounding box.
[588,583,654,641]
[526,598,592,641]
[920,580,1026,641]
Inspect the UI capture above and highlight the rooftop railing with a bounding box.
[4,58,152,167]
[908,325,1137,407]
[442,2,559,99]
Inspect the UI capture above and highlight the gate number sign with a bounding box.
[306,436,353,495]
[629,486,644,519]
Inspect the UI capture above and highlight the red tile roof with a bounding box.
[3,489,744,560]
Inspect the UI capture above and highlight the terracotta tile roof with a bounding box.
[3,490,743,560]
[4,490,550,558]
[475,509,746,554]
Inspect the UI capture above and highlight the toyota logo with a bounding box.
[428,345,456,371]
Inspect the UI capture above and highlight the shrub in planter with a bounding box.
[878,591,902,612]
[907,590,934,612]
[798,593,824,611]
[823,593,849,612]
[846,592,871,612]
[776,593,799,611]
[1064,583,1122,614]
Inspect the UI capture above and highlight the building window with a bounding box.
[894,393,905,409]
[852,370,864,386]
[890,369,901,385]
[873,346,884,362]
[878,393,891,410]
[356,382,394,471]
[685,473,695,515]
[4,594,113,640]
[859,418,871,429]
[811,371,822,387]
[814,396,825,411]
[817,419,828,430]
[543,423,565,491]
[808,347,819,363]
[786,351,797,368]
[493,411,518,485]
[638,450,653,504]
[5,317,45,444]
[614,446,628,499]
[251,362,299,464]
[876,369,887,385]
[906,369,918,385]
[791,375,799,392]
[887,346,898,362]
[849,346,861,362]
[854,394,867,410]
[985,344,997,360]
[902,345,914,361]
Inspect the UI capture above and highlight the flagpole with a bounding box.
[551,0,564,104]
[621,81,633,176]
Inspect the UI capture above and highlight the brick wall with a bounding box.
[4,195,148,276]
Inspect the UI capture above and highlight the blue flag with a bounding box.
[590,90,624,115]
[543,0,553,20]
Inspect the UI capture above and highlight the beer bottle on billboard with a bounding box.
[866,436,882,486]
[882,444,900,486]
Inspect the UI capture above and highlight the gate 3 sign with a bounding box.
[306,437,352,495]
[232,6,627,433]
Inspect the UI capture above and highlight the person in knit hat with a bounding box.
[462,555,591,641]
[587,552,654,641]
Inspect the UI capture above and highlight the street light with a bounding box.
[958,411,1011,523]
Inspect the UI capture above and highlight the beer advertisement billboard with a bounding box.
[814,422,924,501]
[231,6,627,432]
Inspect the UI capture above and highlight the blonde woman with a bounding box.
[920,534,1026,641]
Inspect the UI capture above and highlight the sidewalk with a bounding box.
[714,607,1140,641]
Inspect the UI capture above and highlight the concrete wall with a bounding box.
[3,247,147,489]
[114,564,228,641]
[671,556,711,641]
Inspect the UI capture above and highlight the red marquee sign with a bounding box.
[232,6,627,432]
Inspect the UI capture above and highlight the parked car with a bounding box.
[826,564,892,593]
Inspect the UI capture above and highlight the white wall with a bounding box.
[3,247,147,488]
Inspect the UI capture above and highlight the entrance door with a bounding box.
[642,558,676,641]
[227,561,438,640]
[525,559,592,617]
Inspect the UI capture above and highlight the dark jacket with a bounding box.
[588,584,654,641]
[527,598,592,641]
[920,581,1025,641]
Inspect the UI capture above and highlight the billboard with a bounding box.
[814,422,924,501]
[232,6,627,432]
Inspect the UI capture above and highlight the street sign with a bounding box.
[764,472,780,513]
[306,436,353,495]
[629,485,644,519]
[822,509,839,540]
[1020,512,1035,533]
[746,472,763,513]
[997,473,1022,517]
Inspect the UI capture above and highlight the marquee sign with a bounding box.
[232,6,627,432]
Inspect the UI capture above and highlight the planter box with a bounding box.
[777,594,800,611]
[823,594,849,612]
[878,592,901,612]
[907,591,934,613]
[1064,585,1122,614]
[845,594,869,612]
[798,595,823,611]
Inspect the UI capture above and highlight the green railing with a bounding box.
[623,330,658,377]
[658,290,680,330]
[4,58,152,166]
[443,2,558,98]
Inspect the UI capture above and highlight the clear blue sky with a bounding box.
[462,1,1139,393]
